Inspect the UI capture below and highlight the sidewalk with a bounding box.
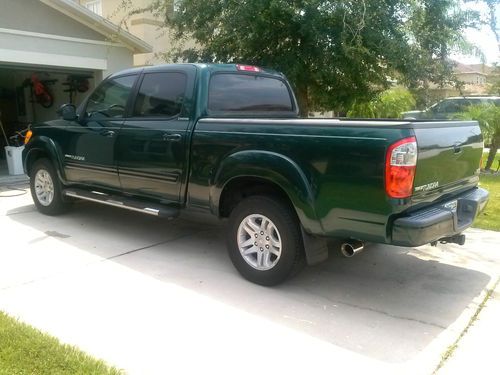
[438,277,500,374]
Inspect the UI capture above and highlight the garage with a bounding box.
[0,0,151,177]
[0,67,96,144]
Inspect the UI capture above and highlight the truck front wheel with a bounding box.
[30,158,69,216]
[227,195,304,285]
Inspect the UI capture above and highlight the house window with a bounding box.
[173,0,182,12]
[84,0,102,16]
[167,0,182,17]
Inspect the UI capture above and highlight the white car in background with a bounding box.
[402,96,500,119]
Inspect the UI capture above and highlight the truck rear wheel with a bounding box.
[226,195,304,286]
[30,158,69,216]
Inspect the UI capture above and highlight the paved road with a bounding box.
[1,183,499,374]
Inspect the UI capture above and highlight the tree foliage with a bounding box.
[347,87,416,118]
[142,0,479,115]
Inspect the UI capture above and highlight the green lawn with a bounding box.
[474,173,500,231]
[472,151,500,231]
[483,149,500,171]
[0,311,121,375]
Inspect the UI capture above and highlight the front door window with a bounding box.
[85,75,136,120]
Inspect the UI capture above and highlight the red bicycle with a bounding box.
[23,74,55,108]
[31,74,54,108]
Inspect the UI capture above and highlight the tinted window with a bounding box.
[469,99,483,106]
[86,75,136,118]
[208,74,293,113]
[454,100,472,112]
[434,100,453,113]
[478,98,500,106]
[133,72,187,117]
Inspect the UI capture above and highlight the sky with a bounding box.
[454,1,500,65]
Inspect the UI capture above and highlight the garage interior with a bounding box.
[0,0,152,180]
[0,64,97,177]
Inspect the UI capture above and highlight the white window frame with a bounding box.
[84,0,103,16]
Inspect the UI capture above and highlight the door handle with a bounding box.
[100,130,116,137]
[162,133,182,142]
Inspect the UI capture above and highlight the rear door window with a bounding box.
[133,72,187,118]
[208,74,294,115]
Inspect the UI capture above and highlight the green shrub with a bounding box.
[347,88,416,119]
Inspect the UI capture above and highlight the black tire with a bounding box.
[30,158,69,215]
[226,195,305,286]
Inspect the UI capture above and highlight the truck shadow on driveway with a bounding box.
[7,201,492,364]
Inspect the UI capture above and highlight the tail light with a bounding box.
[385,136,417,198]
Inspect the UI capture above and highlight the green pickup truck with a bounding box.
[23,63,489,285]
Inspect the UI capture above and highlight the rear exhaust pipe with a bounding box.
[340,240,364,258]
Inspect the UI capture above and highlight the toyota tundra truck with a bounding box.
[22,63,489,285]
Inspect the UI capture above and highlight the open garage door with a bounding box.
[0,64,98,177]
[0,64,97,146]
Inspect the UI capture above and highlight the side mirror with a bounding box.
[58,104,77,121]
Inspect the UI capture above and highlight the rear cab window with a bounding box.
[208,73,297,117]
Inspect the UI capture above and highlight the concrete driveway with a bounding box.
[1,183,499,374]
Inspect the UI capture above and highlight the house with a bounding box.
[453,62,488,90]
[74,0,180,66]
[422,62,495,104]
[0,0,152,143]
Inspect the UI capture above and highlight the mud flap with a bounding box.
[301,227,328,265]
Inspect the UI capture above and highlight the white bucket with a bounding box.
[5,145,25,175]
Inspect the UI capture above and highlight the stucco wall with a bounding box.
[456,73,487,85]
[104,45,134,78]
[0,30,133,77]
[78,0,181,65]
[0,0,106,40]
[0,0,135,78]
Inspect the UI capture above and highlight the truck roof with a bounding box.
[108,63,284,79]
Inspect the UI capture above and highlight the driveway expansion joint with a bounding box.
[0,230,206,293]
[102,230,207,262]
[334,299,447,330]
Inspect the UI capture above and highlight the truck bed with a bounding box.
[190,117,482,244]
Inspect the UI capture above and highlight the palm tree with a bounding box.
[456,104,500,171]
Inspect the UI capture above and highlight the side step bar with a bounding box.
[63,188,179,218]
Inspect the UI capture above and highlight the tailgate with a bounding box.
[412,121,483,203]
